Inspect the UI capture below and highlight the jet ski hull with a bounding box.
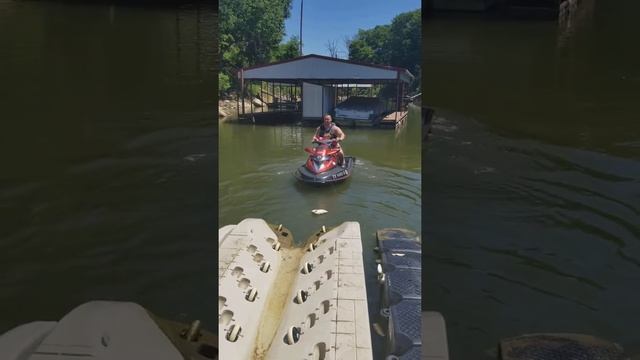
[295,156,355,185]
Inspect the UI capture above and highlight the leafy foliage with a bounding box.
[388,10,421,82]
[219,0,294,95]
[349,25,391,64]
[272,36,301,62]
[348,9,421,89]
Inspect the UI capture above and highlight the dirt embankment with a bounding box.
[219,97,269,121]
[218,99,237,120]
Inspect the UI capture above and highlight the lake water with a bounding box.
[219,106,421,356]
[0,0,218,332]
[424,1,640,358]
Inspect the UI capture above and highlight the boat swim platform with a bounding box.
[218,218,372,360]
[0,301,219,360]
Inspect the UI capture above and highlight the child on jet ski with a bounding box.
[312,114,346,166]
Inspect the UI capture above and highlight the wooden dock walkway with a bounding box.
[379,111,408,129]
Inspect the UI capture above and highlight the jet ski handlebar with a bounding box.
[312,139,340,146]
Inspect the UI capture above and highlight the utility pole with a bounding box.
[299,0,303,56]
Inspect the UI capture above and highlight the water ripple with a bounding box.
[479,246,606,290]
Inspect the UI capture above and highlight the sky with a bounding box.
[284,0,421,59]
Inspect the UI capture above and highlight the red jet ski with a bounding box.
[294,138,355,185]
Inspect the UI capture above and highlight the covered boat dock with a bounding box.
[236,54,414,128]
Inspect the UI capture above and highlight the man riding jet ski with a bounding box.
[314,114,346,165]
[294,114,355,185]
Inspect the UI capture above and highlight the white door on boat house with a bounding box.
[302,82,335,121]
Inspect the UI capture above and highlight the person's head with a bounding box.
[323,114,332,126]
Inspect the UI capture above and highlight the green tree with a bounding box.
[347,9,421,89]
[272,36,301,62]
[219,0,293,94]
[388,10,421,77]
[349,25,391,65]
[348,37,376,64]
[219,72,231,95]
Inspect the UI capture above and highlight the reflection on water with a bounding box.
[424,1,640,357]
[220,106,421,358]
[425,111,640,358]
[0,0,217,332]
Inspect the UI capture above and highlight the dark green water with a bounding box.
[424,1,640,358]
[0,1,217,331]
[219,107,421,356]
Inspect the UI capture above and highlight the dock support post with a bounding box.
[395,76,400,122]
[241,69,245,116]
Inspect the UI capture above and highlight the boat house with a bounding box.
[236,54,414,128]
